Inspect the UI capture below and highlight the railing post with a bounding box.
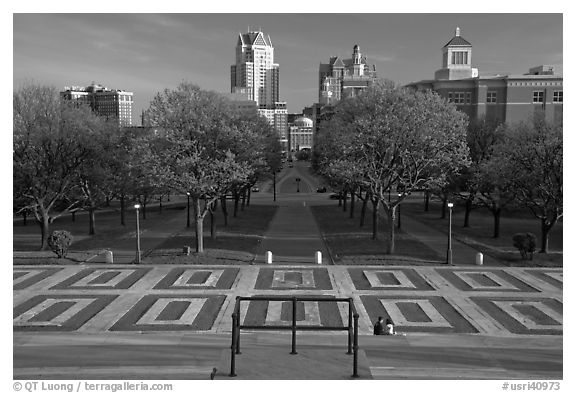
[290,297,297,354]
[352,313,359,378]
[229,313,237,377]
[347,300,353,354]
[235,298,242,354]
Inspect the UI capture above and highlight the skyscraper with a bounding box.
[231,30,279,108]
[231,30,287,153]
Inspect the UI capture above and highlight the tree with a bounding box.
[146,82,253,252]
[457,116,504,227]
[315,81,470,253]
[497,120,562,253]
[13,84,96,250]
[72,118,120,234]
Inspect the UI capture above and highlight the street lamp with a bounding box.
[134,204,141,264]
[397,193,402,230]
[446,202,454,265]
[186,192,191,228]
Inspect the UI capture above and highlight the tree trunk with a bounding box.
[120,196,126,226]
[349,190,355,219]
[424,190,430,212]
[22,211,27,226]
[492,208,501,238]
[386,205,397,255]
[371,199,379,240]
[210,200,218,240]
[220,196,228,227]
[440,196,447,219]
[142,202,147,220]
[463,198,472,227]
[360,196,368,228]
[247,188,251,207]
[233,193,240,218]
[194,198,204,253]
[159,195,163,214]
[106,196,111,207]
[539,218,556,253]
[241,190,246,211]
[338,193,342,207]
[342,190,347,212]
[37,212,50,251]
[88,209,96,235]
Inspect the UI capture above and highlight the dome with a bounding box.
[294,116,313,127]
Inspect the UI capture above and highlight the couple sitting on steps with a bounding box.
[373,316,407,336]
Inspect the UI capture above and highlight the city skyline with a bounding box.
[13,13,563,124]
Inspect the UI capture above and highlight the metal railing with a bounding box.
[229,295,360,378]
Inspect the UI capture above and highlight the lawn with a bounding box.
[146,204,278,264]
[310,204,443,264]
[13,199,278,265]
[400,194,563,267]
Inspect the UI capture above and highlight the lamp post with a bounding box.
[186,192,190,228]
[446,202,454,265]
[134,204,141,264]
[296,177,301,193]
[397,193,402,230]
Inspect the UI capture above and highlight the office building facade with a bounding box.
[61,83,133,126]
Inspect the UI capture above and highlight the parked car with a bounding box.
[316,186,327,193]
[329,192,341,199]
[251,187,259,192]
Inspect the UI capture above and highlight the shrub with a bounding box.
[512,232,537,260]
[48,230,74,258]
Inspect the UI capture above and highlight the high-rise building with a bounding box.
[61,83,133,126]
[318,45,378,105]
[231,30,287,153]
[406,28,563,125]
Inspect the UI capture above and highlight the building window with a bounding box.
[447,92,468,104]
[465,92,471,104]
[487,91,497,104]
[553,91,563,103]
[533,91,545,103]
[451,51,468,65]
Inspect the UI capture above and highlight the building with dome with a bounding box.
[406,28,562,125]
[289,116,314,152]
[318,44,378,105]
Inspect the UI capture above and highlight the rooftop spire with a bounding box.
[455,26,461,36]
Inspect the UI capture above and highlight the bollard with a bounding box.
[266,251,273,264]
[475,252,483,266]
[104,250,114,264]
[315,251,322,264]
[183,246,191,256]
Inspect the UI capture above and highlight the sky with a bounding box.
[12,11,563,125]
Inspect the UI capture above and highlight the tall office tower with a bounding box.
[61,83,133,126]
[231,30,287,153]
[318,44,378,105]
[231,30,279,108]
